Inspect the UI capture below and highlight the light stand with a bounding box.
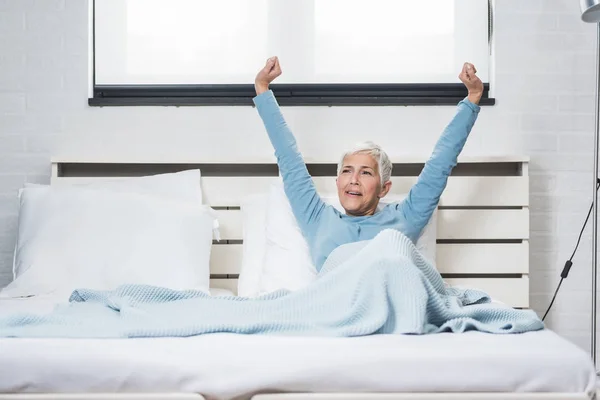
[580,0,600,368]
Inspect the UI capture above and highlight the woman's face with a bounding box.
[336,152,391,216]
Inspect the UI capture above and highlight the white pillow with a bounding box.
[258,183,316,294]
[14,169,207,279]
[236,180,438,297]
[237,193,268,298]
[257,181,438,295]
[1,186,217,299]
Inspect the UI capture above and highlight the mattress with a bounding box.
[0,296,596,400]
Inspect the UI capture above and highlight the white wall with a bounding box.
[0,0,597,355]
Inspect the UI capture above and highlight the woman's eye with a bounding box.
[362,171,372,175]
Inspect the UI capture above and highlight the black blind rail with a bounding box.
[90,83,494,107]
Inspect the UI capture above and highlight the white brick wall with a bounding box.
[0,0,598,356]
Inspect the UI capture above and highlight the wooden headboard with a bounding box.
[49,156,530,308]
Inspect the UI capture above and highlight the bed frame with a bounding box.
[2,156,594,400]
[49,156,531,308]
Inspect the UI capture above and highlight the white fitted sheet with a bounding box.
[0,296,596,400]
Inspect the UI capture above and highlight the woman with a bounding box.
[253,57,483,272]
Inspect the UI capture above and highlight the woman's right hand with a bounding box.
[255,56,282,95]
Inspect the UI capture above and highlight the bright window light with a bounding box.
[93,0,489,85]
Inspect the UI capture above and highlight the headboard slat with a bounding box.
[51,176,528,208]
[213,209,529,241]
[208,242,528,277]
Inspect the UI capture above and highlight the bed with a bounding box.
[0,156,596,400]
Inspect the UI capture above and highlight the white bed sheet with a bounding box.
[0,296,596,400]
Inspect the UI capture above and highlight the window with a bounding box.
[90,0,493,106]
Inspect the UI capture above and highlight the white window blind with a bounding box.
[93,0,490,86]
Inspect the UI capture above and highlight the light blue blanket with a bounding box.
[0,229,544,338]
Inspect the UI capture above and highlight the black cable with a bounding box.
[542,278,563,321]
[542,179,600,322]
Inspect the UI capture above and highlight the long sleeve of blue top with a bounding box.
[253,90,481,272]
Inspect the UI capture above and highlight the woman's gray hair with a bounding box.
[337,141,393,185]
